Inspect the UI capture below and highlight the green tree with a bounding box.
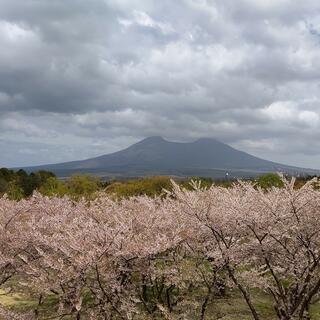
[0,168,15,181]
[35,170,56,185]
[6,180,24,201]
[0,168,56,199]
[38,177,67,197]
[256,173,284,190]
[65,174,101,199]
[0,178,8,194]
[105,176,172,198]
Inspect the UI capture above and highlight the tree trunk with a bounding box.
[226,266,260,320]
[199,288,210,320]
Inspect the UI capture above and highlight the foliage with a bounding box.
[5,181,24,201]
[256,173,284,189]
[105,176,172,198]
[38,177,68,197]
[1,167,317,202]
[0,178,8,194]
[0,168,55,199]
[179,176,214,190]
[65,174,101,199]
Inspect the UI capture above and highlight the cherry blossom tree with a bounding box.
[1,176,320,320]
[0,193,188,319]
[171,177,320,320]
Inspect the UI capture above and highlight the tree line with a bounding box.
[0,167,307,202]
[0,168,56,200]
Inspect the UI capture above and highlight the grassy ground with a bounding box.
[1,287,320,319]
[0,287,59,319]
[0,288,36,310]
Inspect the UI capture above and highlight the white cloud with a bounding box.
[298,111,319,127]
[0,21,36,42]
[262,101,296,121]
[118,10,174,35]
[0,0,320,168]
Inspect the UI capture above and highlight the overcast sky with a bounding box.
[1,0,320,168]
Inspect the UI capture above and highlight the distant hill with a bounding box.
[22,137,319,178]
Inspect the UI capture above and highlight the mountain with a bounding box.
[22,137,319,178]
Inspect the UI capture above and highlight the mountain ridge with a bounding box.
[21,137,319,178]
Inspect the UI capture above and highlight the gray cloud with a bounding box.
[0,0,320,168]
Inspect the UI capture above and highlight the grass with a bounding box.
[1,286,320,319]
[0,285,60,319]
[0,288,36,310]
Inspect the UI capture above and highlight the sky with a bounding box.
[1,0,320,169]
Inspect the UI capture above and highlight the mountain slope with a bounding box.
[23,137,319,178]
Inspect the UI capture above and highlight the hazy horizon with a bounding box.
[1,1,320,169]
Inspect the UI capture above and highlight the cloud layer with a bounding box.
[0,0,320,168]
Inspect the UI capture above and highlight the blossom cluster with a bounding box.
[0,177,320,320]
